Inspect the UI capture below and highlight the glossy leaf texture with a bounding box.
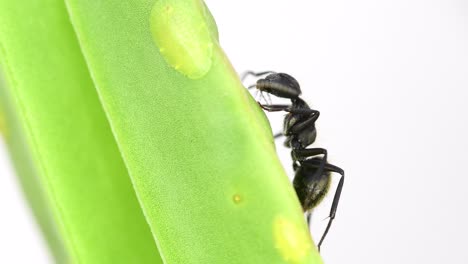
[0,0,323,263]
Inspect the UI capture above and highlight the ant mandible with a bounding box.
[242,71,345,252]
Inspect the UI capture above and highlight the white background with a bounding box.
[1,0,467,263]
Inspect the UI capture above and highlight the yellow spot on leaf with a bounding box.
[232,194,242,204]
[150,0,216,79]
[273,215,313,263]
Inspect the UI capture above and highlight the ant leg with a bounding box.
[259,104,318,140]
[259,104,316,115]
[260,104,319,116]
[292,148,327,164]
[273,132,283,138]
[306,211,313,235]
[287,111,320,135]
[257,104,289,137]
[302,160,344,251]
[261,104,319,118]
[259,104,291,112]
[259,91,268,103]
[306,211,312,226]
[247,84,257,90]
[266,92,273,105]
[287,107,319,116]
[240,70,276,81]
[319,169,344,251]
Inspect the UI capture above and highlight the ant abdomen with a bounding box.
[293,161,332,211]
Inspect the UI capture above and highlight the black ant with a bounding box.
[242,71,345,252]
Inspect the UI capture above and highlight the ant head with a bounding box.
[257,73,302,99]
[265,73,300,89]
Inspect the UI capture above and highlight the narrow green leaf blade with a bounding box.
[0,0,163,263]
[65,0,323,263]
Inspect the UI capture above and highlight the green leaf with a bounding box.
[0,0,323,263]
[0,1,162,263]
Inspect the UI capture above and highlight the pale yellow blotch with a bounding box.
[273,215,314,263]
[150,0,216,79]
[232,194,242,204]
